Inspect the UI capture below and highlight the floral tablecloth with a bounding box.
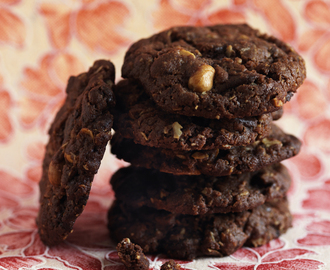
[0,0,329,269]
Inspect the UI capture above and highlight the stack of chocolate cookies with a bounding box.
[108,24,305,259]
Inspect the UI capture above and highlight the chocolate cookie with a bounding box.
[108,198,292,260]
[111,163,290,215]
[122,24,306,119]
[111,125,301,176]
[37,60,116,245]
[114,79,275,150]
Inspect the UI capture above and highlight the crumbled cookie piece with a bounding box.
[117,238,149,270]
[161,260,180,270]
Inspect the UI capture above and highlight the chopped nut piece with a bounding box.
[172,122,183,139]
[116,238,149,270]
[192,152,209,160]
[178,49,195,58]
[262,138,283,147]
[83,164,89,170]
[161,260,180,270]
[140,132,149,141]
[226,45,233,57]
[79,128,94,139]
[272,98,284,107]
[188,64,215,93]
[48,161,62,186]
[176,154,186,159]
[64,152,75,163]
[240,190,250,196]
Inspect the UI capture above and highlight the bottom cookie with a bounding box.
[108,198,292,260]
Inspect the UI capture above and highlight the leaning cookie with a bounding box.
[111,163,290,215]
[37,60,116,246]
[111,125,301,176]
[122,24,306,119]
[108,198,292,260]
[113,79,275,151]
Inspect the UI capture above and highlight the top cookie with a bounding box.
[122,24,306,119]
[37,60,116,246]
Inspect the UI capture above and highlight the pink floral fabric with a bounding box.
[0,0,329,269]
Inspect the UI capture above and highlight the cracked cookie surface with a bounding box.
[122,24,305,119]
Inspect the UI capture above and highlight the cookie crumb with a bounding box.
[161,260,181,270]
[116,238,149,270]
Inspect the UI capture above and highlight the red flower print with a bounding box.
[39,3,71,49]
[0,231,35,252]
[302,179,330,211]
[47,243,102,270]
[24,140,44,184]
[0,90,13,142]
[1,207,46,256]
[39,1,130,53]
[209,239,324,270]
[253,0,296,42]
[5,207,38,230]
[302,0,330,73]
[0,170,34,197]
[76,1,130,53]
[0,5,26,47]
[0,256,44,270]
[305,0,330,28]
[313,35,330,73]
[289,147,323,180]
[26,165,42,183]
[206,9,246,25]
[292,80,327,120]
[0,194,19,209]
[297,220,330,247]
[152,0,192,30]
[233,0,248,6]
[304,118,330,153]
[19,51,84,129]
[297,29,326,52]
[152,0,245,30]
[0,0,21,4]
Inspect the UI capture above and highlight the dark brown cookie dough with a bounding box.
[114,79,275,150]
[108,198,292,260]
[111,125,301,176]
[116,238,149,270]
[37,60,116,246]
[111,163,290,215]
[122,24,305,119]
